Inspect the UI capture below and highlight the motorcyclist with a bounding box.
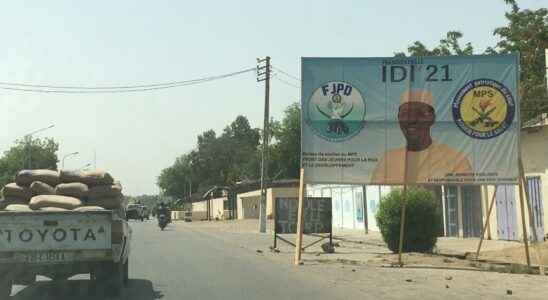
[157,202,172,223]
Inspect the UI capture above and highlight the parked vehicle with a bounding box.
[184,211,192,222]
[126,204,144,221]
[0,209,132,298]
[141,205,150,220]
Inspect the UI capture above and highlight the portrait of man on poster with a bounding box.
[371,89,472,183]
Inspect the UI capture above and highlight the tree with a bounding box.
[396,1,548,122]
[487,0,548,122]
[220,116,261,183]
[0,137,59,188]
[157,115,261,201]
[270,103,301,179]
[157,154,193,200]
[395,31,473,57]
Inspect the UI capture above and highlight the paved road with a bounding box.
[10,220,363,300]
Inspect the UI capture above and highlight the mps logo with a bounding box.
[305,81,366,142]
[452,79,515,139]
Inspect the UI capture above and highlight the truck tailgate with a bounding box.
[0,211,112,252]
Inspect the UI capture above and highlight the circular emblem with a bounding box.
[305,81,366,142]
[452,79,515,139]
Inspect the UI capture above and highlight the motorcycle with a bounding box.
[158,213,168,231]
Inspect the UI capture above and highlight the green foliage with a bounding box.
[489,1,548,122]
[157,154,194,200]
[157,115,260,200]
[157,103,303,201]
[270,103,301,179]
[394,31,473,57]
[395,1,548,122]
[0,137,59,188]
[375,187,442,253]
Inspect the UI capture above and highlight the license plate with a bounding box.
[22,251,71,264]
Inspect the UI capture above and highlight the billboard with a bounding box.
[301,55,519,185]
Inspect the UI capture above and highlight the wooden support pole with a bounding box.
[294,168,305,266]
[397,185,408,266]
[517,175,532,267]
[475,185,497,260]
[397,149,409,266]
[483,186,492,240]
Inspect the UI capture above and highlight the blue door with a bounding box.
[526,177,545,241]
[495,185,518,241]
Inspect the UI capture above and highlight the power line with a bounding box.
[0,68,255,93]
[273,74,300,89]
[271,66,300,81]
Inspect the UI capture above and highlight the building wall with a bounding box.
[520,126,548,240]
[306,184,391,231]
[237,187,299,220]
[210,197,227,220]
[192,201,207,213]
[481,127,548,241]
[192,197,227,220]
[237,191,260,219]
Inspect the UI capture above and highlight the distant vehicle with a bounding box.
[158,213,168,231]
[126,204,144,221]
[184,211,192,222]
[141,205,150,220]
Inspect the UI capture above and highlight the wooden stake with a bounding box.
[517,174,532,267]
[397,149,410,266]
[518,158,545,275]
[475,185,497,260]
[483,186,492,240]
[294,168,305,266]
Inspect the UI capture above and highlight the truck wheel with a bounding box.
[0,278,12,300]
[123,260,129,285]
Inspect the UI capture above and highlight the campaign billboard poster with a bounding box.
[301,55,519,185]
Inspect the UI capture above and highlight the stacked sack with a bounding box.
[0,169,126,215]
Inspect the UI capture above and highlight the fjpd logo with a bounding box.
[306,81,366,142]
[452,79,515,139]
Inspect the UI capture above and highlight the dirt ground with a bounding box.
[181,219,546,272]
[481,241,548,265]
[175,220,548,299]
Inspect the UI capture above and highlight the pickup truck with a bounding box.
[0,209,132,298]
[126,204,144,221]
[141,206,150,220]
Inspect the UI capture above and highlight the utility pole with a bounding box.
[257,56,271,233]
[188,181,192,199]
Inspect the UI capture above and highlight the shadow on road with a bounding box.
[11,279,163,300]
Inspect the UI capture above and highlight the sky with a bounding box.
[0,0,545,196]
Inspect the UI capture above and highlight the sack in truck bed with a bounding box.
[86,197,124,210]
[1,183,32,200]
[60,170,114,186]
[16,169,60,187]
[29,195,82,210]
[4,204,33,212]
[87,183,122,200]
[55,182,89,198]
[30,181,56,196]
